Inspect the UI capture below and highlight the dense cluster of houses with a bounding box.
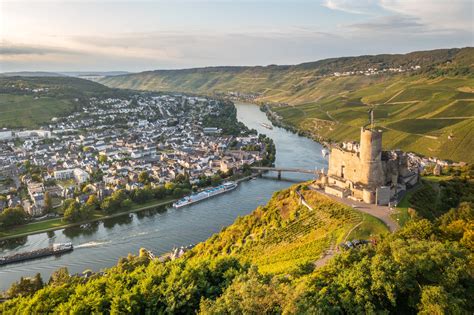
[0,94,266,217]
[332,65,421,77]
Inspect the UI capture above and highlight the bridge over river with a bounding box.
[251,166,322,179]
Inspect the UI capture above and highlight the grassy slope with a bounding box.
[189,184,388,275]
[0,76,115,128]
[98,48,474,163]
[0,95,74,128]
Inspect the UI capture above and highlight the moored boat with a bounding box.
[173,182,238,208]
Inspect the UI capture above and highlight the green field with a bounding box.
[0,94,75,128]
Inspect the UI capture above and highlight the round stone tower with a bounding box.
[359,127,384,187]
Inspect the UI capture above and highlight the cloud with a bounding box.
[0,43,79,56]
[325,0,473,34]
[348,15,425,33]
[380,0,473,31]
[323,0,377,14]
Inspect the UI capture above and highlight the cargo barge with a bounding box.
[173,182,238,208]
[0,243,73,266]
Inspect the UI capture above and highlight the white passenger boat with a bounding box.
[172,182,238,208]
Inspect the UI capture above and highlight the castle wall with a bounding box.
[327,148,361,183]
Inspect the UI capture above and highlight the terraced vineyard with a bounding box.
[190,185,387,275]
[279,75,474,163]
[98,47,474,162]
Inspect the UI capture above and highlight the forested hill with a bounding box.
[98,47,474,163]
[2,176,473,313]
[0,76,113,97]
[0,76,128,128]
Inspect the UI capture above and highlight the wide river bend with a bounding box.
[0,102,327,291]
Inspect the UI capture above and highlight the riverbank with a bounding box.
[259,104,331,148]
[0,197,177,242]
[0,172,264,242]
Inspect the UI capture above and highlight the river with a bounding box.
[0,102,327,291]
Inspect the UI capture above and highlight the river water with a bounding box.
[0,102,327,291]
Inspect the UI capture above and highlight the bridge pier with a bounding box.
[277,171,281,180]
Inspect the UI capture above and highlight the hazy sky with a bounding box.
[1,0,473,72]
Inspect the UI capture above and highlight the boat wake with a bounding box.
[75,241,111,249]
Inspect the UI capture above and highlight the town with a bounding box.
[0,93,274,227]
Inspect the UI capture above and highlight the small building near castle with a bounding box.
[316,127,419,205]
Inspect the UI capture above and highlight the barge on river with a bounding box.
[173,182,238,208]
[0,243,73,266]
[260,122,273,130]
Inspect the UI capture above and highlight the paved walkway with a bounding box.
[311,188,399,232]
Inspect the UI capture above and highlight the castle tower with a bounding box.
[359,127,384,188]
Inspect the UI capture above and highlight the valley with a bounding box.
[98,48,474,163]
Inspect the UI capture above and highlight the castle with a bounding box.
[316,127,419,205]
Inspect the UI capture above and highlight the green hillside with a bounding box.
[2,182,472,314]
[98,47,474,162]
[189,185,388,275]
[0,76,124,128]
[275,75,474,163]
[0,95,75,128]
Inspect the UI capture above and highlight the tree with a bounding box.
[63,201,81,222]
[98,155,107,164]
[131,188,152,204]
[153,185,166,199]
[138,171,149,184]
[174,174,188,184]
[86,194,99,208]
[164,182,175,191]
[0,206,27,227]
[101,190,128,213]
[44,192,52,212]
[418,286,453,315]
[121,198,133,209]
[31,174,42,182]
[49,267,70,286]
[6,273,43,298]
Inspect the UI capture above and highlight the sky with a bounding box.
[0,0,473,72]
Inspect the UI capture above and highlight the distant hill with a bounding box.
[98,47,474,162]
[60,71,131,77]
[0,71,66,77]
[99,47,473,94]
[0,76,124,128]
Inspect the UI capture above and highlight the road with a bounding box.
[311,188,399,232]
